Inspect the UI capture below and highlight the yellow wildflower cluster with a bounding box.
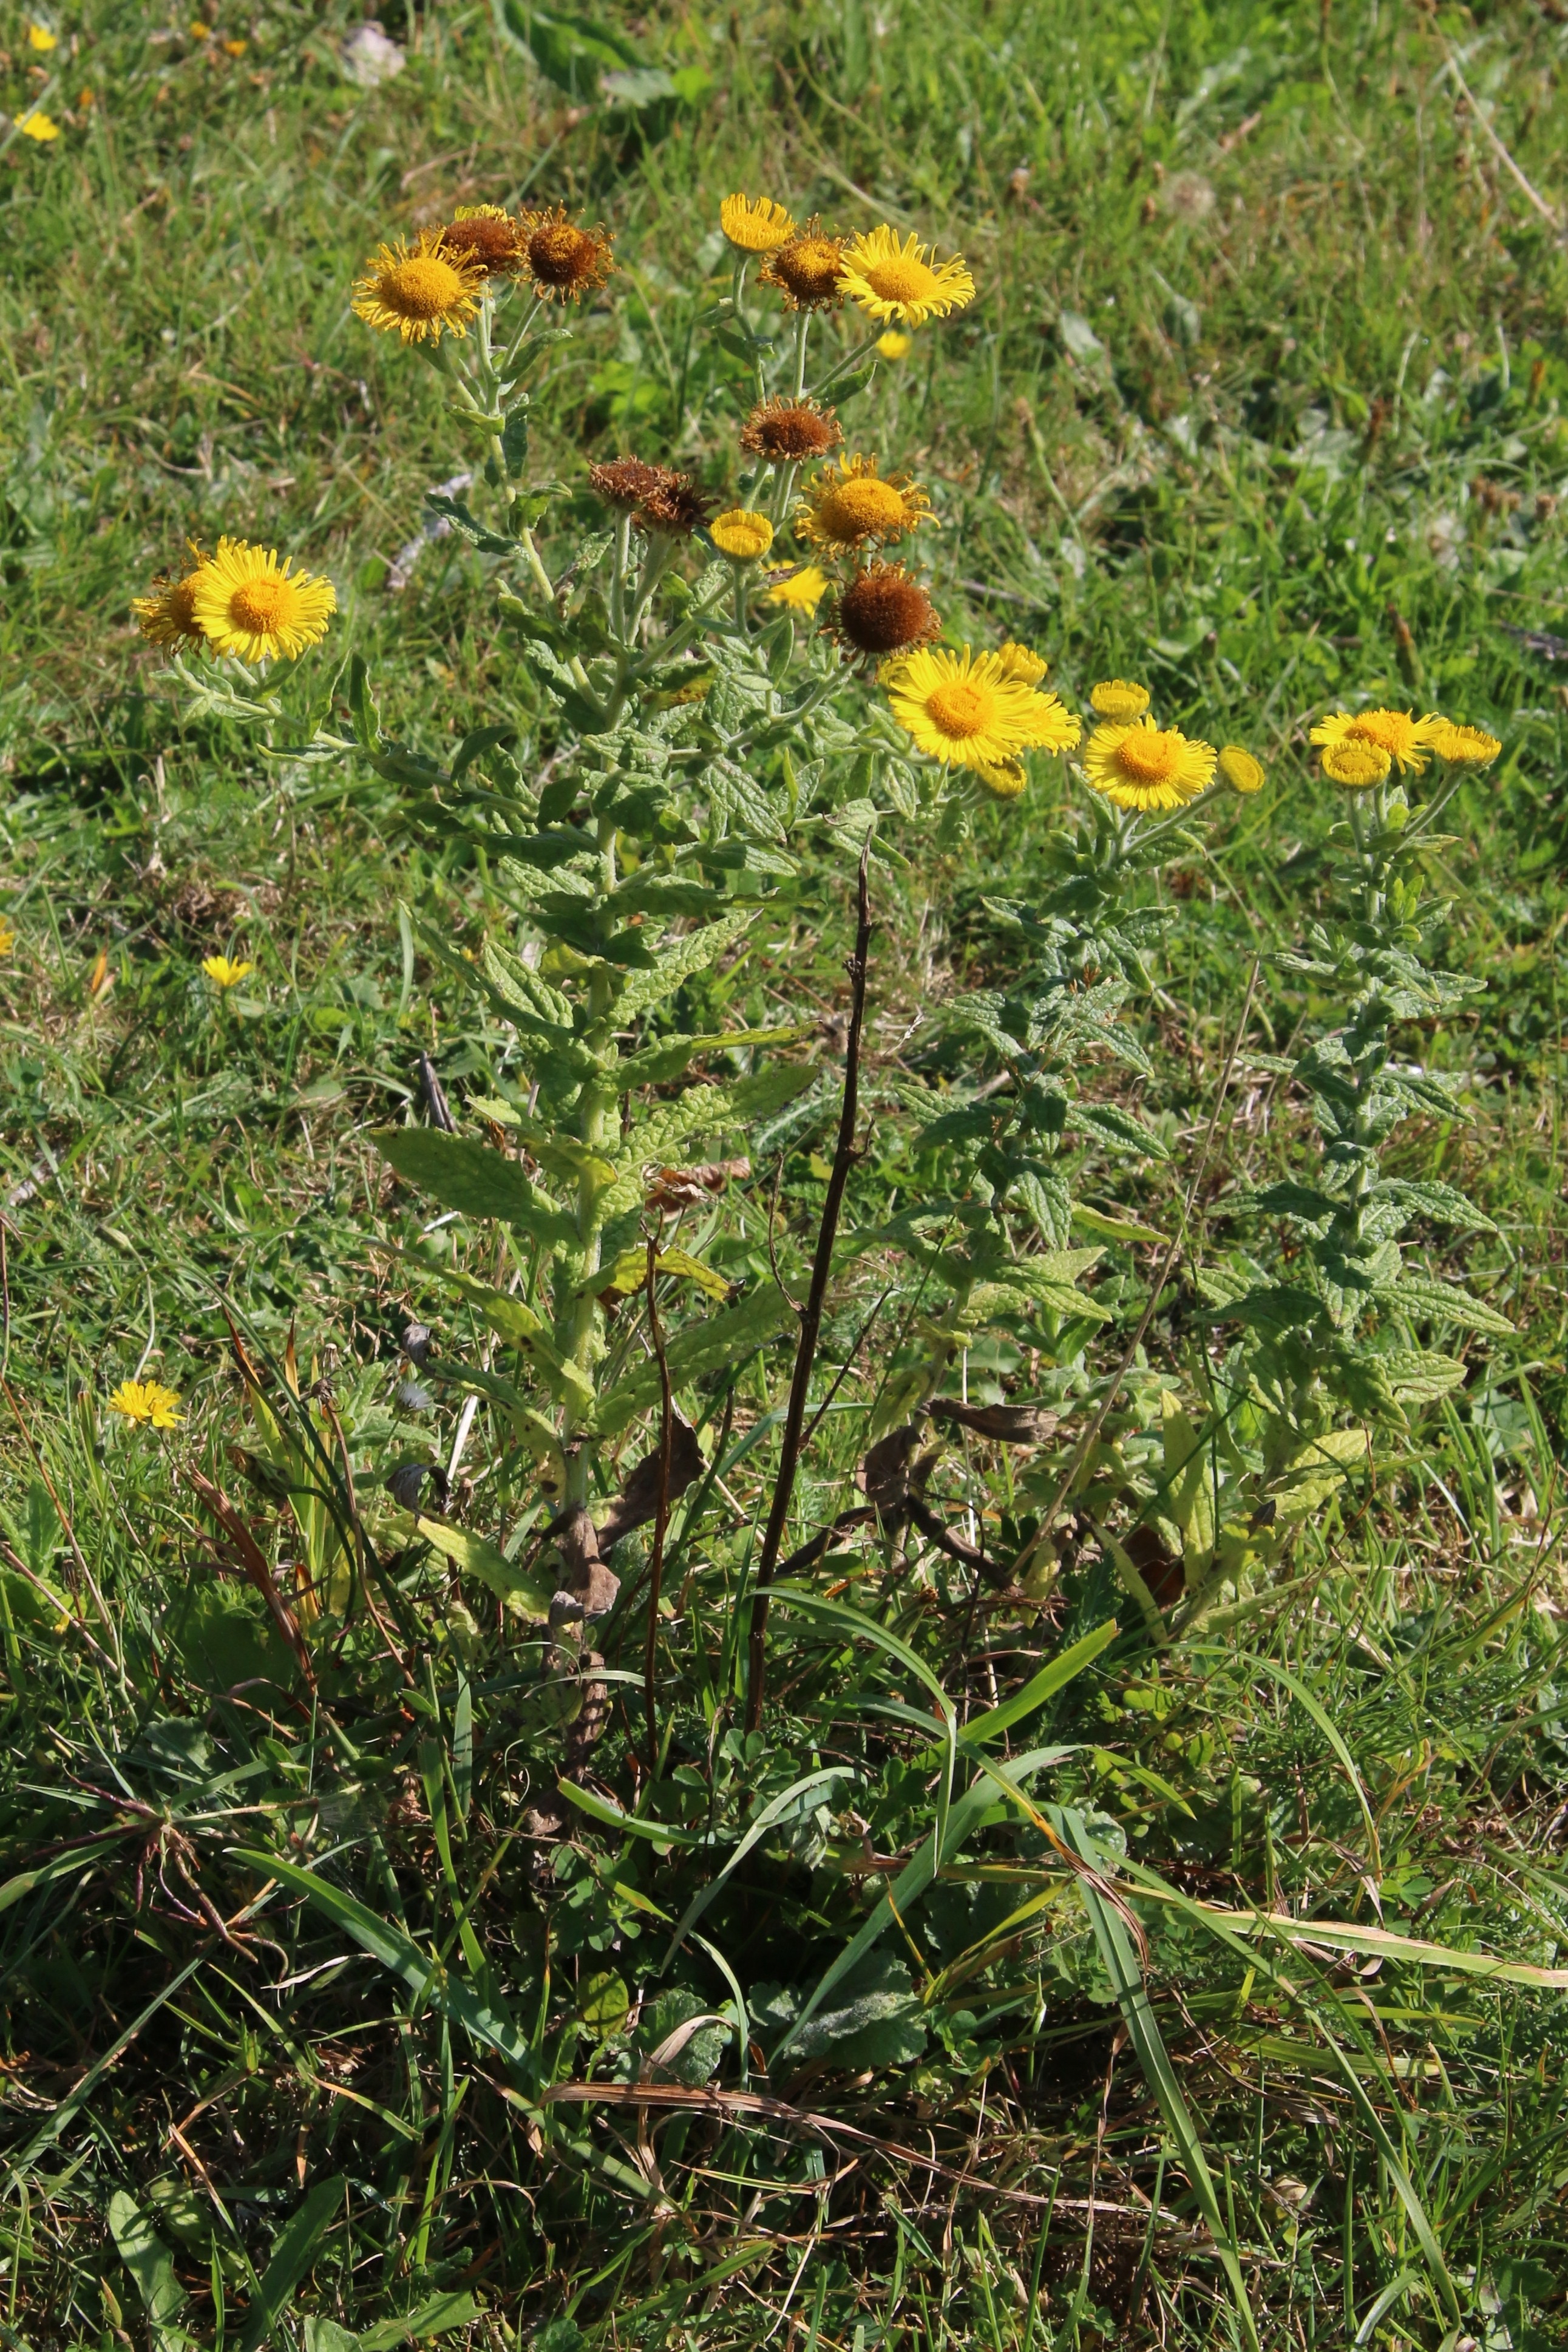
[134,538,336,663]
[1311,708,1501,788]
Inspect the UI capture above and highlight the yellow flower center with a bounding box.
[1345,710,1413,756]
[381,253,467,319]
[821,477,908,538]
[864,254,938,304]
[229,576,291,631]
[926,679,994,741]
[1114,728,1182,784]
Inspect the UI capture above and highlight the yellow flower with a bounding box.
[202,954,253,989]
[108,1379,183,1430]
[1090,678,1152,722]
[132,551,208,650]
[997,641,1049,686]
[765,563,829,616]
[191,539,336,662]
[710,508,775,562]
[189,19,211,35]
[719,193,796,253]
[885,644,1080,777]
[837,224,976,327]
[796,453,933,551]
[223,37,247,55]
[1081,717,1217,812]
[352,229,487,345]
[1309,707,1433,775]
[1320,741,1390,789]
[1425,718,1501,766]
[1218,745,1264,794]
[27,20,58,50]
[16,110,61,140]
[877,330,913,360]
[0,920,15,958]
[974,757,1027,800]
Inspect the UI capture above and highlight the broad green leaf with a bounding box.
[1381,1273,1514,1339]
[416,1262,594,1415]
[592,1284,793,1434]
[238,2177,344,2352]
[107,2193,188,2333]
[354,2298,483,2351]
[374,1130,577,1252]
[594,1245,729,1302]
[1073,1203,1171,1247]
[400,1512,554,1620]
[622,1064,815,1174]
[611,906,756,1020]
[1066,1099,1170,1159]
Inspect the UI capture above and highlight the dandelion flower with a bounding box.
[439,203,527,277]
[796,453,933,552]
[997,641,1049,686]
[828,563,941,664]
[1320,741,1391,789]
[1082,716,1216,811]
[838,223,976,327]
[352,229,487,345]
[1425,718,1501,766]
[765,564,829,616]
[761,220,846,311]
[132,551,208,650]
[518,207,614,303]
[203,954,253,989]
[886,644,1080,776]
[0,919,15,957]
[877,329,913,361]
[1218,745,1264,794]
[191,539,336,662]
[222,36,246,55]
[720,192,796,253]
[16,110,61,141]
[1090,678,1152,722]
[1310,707,1433,776]
[108,1379,183,1430]
[27,20,58,50]
[739,395,841,464]
[710,508,775,562]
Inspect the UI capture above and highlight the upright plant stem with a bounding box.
[745,838,873,1730]
[644,1238,674,1783]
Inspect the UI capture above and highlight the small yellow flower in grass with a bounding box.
[108,1379,183,1430]
[1310,707,1433,775]
[765,563,829,616]
[189,19,211,36]
[223,38,247,56]
[877,329,913,361]
[1218,745,1264,794]
[1320,740,1391,789]
[710,508,775,562]
[16,111,61,141]
[1425,718,1502,766]
[997,641,1049,686]
[132,548,208,650]
[203,954,253,989]
[1082,717,1217,811]
[0,919,16,958]
[1090,678,1152,722]
[720,193,796,253]
[796,452,933,552]
[353,228,487,345]
[27,20,58,50]
[838,224,976,327]
[192,539,336,662]
[886,644,1080,778]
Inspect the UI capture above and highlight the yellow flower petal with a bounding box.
[1309,707,1432,775]
[191,539,336,663]
[710,508,775,562]
[886,644,1079,775]
[719,193,796,253]
[764,564,829,616]
[1081,717,1216,811]
[1218,745,1264,794]
[107,1379,183,1430]
[16,110,61,141]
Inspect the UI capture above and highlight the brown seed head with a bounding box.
[438,207,527,276]
[761,220,846,311]
[636,471,712,537]
[589,457,677,514]
[520,207,614,302]
[829,563,941,664]
[740,395,843,464]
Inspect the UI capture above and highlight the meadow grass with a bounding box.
[4,2,1568,2347]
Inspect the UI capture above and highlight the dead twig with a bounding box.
[643,1235,675,1784]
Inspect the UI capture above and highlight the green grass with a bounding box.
[5,2,1568,2347]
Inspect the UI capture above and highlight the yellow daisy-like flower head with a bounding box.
[710,508,775,562]
[877,329,913,361]
[16,110,61,141]
[108,1378,183,1430]
[352,229,487,345]
[1309,707,1432,775]
[203,954,254,990]
[1425,718,1502,767]
[997,641,1049,686]
[1090,678,1152,722]
[1320,741,1391,789]
[1082,717,1217,812]
[719,192,796,253]
[885,645,1079,777]
[796,453,933,552]
[765,563,829,616]
[974,756,1028,800]
[27,21,59,50]
[837,224,976,327]
[132,552,208,650]
[191,539,336,663]
[0,919,16,958]
[1218,745,1264,795]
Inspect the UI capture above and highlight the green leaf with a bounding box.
[1379,1347,1467,1402]
[237,2177,344,2352]
[593,1285,793,1434]
[374,1130,578,1253]
[623,1064,815,1174]
[1066,1099,1171,1160]
[353,2298,483,2351]
[107,2194,188,2333]
[497,0,643,98]
[1212,1283,1322,1334]
[611,906,756,1021]
[1380,1272,1513,1339]
[421,1262,594,1415]
[402,1513,554,1620]
[1376,1178,1495,1232]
